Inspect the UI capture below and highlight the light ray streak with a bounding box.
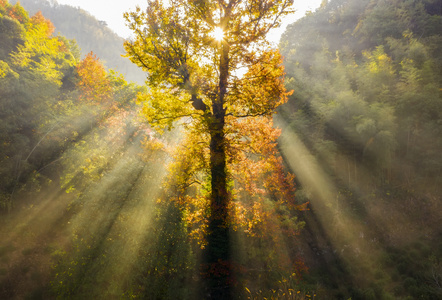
[276,117,396,291]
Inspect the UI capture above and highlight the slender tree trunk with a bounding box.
[205,41,232,299]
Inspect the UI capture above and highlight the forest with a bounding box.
[0,0,441,299]
[8,0,146,84]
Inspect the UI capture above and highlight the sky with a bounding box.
[55,0,323,44]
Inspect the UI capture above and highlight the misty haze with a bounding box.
[0,0,441,299]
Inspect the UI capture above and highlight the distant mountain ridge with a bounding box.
[10,0,145,84]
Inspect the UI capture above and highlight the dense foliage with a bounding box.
[1,0,76,211]
[281,0,441,186]
[279,0,442,298]
[0,2,150,298]
[0,1,308,299]
[9,0,145,84]
[124,0,307,297]
[0,0,441,299]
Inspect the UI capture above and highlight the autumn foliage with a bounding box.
[76,51,112,103]
[30,11,54,36]
[124,0,305,296]
[6,2,28,23]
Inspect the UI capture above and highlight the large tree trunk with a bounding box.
[204,41,232,299]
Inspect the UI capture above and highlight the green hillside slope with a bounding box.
[10,0,145,84]
[279,0,442,298]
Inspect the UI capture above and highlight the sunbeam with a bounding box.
[276,117,402,295]
[2,0,441,299]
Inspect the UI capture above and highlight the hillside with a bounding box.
[0,0,441,299]
[279,0,442,298]
[9,0,145,84]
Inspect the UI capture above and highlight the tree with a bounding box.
[0,1,79,211]
[10,0,146,84]
[76,52,112,103]
[124,0,294,297]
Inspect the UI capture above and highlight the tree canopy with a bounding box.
[278,0,442,298]
[9,0,146,84]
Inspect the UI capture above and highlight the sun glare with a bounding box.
[210,27,224,41]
